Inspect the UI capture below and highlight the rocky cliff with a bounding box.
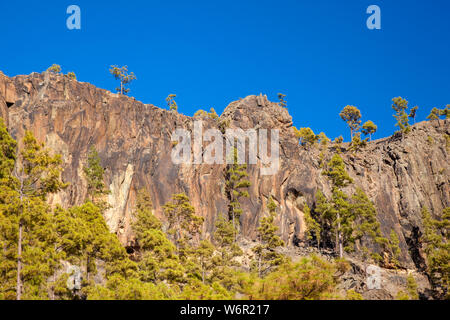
[0,71,448,288]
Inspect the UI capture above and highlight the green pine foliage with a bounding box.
[339,105,362,138]
[277,93,287,108]
[350,188,387,262]
[392,97,411,134]
[163,193,204,257]
[252,197,285,276]
[421,206,449,297]
[83,146,110,208]
[166,94,178,111]
[408,106,419,123]
[109,65,136,95]
[47,64,61,74]
[361,120,377,140]
[225,147,250,240]
[246,255,339,300]
[294,127,318,148]
[303,203,321,249]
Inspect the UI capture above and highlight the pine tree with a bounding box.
[193,240,215,284]
[314,190,333,249]
[0,126,67,299]
[350,188,387,262]
[47,64,61,74]
[163,193,204,256]
[166,94,178,111]
[12,131,67,299]
[333,136,344,153]
[339,105,362,138]
[131,189,184,284]
[83,146,109,208]
[348,132,367,153]
[109,65,136,95]
[208,108,219,120]
[294,127,318,148]
[67,72,76,80]
[252,196,285,277]
[406,274,419,300]
[408,106,419,124]
[392,97,411,134]
[247,255,338,300]
[303,203,321,249]
[388,230,401,267]
[277,93,287,108]
[210,213,243,290]
[225,147,250,240]
[441,105,449,119]
[323,154,353,258]
[427,107,441,121]
[421,206,449,297]
[317,132,330,168]
[361,120,377,141]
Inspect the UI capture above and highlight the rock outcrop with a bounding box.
[1,71,448,298]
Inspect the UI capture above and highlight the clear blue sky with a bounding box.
[1,0,449,141]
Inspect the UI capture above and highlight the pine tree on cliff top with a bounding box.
[340,105,362,139]
[392,97,411,134]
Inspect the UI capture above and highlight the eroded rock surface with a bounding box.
[1,71,448,298]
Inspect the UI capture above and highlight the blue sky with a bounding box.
[1,0,449,141]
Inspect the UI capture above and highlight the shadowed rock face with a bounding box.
[1,71,448,272]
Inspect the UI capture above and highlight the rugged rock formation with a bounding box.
[0,71,448,298]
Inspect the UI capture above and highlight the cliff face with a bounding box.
[1,71,448,274]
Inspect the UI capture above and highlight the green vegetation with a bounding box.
[339,105,362,138]
[166,94,178,111]
[294,127,318,148]
[348,133,367,153]
[194,108,218,120]
[109,65,136,95]
[427,107,441,121]
[361,120,377,141]
[277,93,287,108]
[408,106,419,124]
[224,147,250,240]
[84,146,109,208]
[421,206,449,298]
[47,64,62,74]
[67,72,76,80]
[392,97,411,134]
[252,197,285,276]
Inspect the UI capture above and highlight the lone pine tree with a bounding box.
[83,146,110,209]
[109,65,136,95]
[361,120,377,141]
[323,154,353,258]
[340,105,362,139]
[224,147,250,241]
[0,124,67,300]
[252,196,285,277]
[392,97,411,134]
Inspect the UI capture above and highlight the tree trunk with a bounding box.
[336,212,343,258]
[16,178,24,301]
[86,256,89,283]
[16,221,22,300]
